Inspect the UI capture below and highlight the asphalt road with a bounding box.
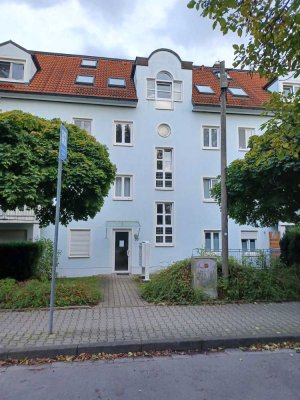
[0,350,299,400]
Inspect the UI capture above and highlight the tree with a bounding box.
[187,0,300,77]
[188,0,300,226]
[212,93,300,227]
[0,111,116,226]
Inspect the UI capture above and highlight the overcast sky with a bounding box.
[0,0,244,66]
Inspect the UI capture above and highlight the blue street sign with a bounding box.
[59,124,68,161]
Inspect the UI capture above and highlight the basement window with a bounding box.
[108,77,126,87]
[75,75,95,85]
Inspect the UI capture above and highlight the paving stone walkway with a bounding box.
[0,275,299,352]
[99,275,149,307]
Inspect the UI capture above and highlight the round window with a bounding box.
[157,124,171,138]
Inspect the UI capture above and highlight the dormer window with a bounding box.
[228,87,248,97]
[75,75,95,85]
[0,60,25,81]
[108,78,126,87]
[283,84,300,96]
[196,85,215,94]
[81,59,97,68]
[147,70,182,110]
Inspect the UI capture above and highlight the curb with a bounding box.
[1,334,300,360]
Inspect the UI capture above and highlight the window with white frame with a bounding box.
[282,83,300,96]
[203,126,219,149]
[147,71,182,106]
[0,60,25,81]
[241,231,257,252]
[238,127,255,150]
[204,231,221,251]
[69,229,91,258]
[155,202,173,245]
[114,175,132,200]
[156,148,173,189]
[73,118,92,134]
[203,178,218,201]
[114,121,133,145]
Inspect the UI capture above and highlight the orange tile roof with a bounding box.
[0,53,137,101]
[0,50,271,108]
[192,66,271,108]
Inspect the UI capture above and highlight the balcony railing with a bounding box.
[192,248,281,268]
[0,207,36,222]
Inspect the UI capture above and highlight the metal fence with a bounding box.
[192,248,281,268]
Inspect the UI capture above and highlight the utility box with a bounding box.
[191,257,218,299]
[139,241,151,281]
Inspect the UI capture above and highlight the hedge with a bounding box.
[280,225,300,267]
[0,241,42,281]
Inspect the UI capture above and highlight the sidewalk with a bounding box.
[0,276,300,359]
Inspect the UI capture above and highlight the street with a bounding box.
[0,349,299,400]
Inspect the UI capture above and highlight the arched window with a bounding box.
[147,71,182,106]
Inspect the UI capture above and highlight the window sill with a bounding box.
[113,143,133,147]
[155,188,174,191]
[68,255,90,258]
[155,244,174,247]
[113,198,133,201]
[202,147,220,151]
[238,148,249,152]
[203,199,217,203]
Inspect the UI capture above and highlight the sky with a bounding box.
[0,0,244,66]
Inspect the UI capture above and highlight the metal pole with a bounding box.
[220,61,229,278]
[49,158,63,334]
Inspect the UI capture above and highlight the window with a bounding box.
[147,71,182,107]
[73,118,92,134]
[156,148,173,189]
[196,85,214,94]
[114,175,132,200]
[155,202,173,245]
[157,123,171,138]
[0,60,24,81]
[203,126,219,149]
[228,87,248,96]
[203,178,218,201]
[204,231,220,252]
[75,75,94,85]
[238,127,255,150]
[282,84,300,96]
[114,122,132,145]
[69,229,91,258]
[241,231,257,252]
[108,77,126,87]
[81,59,97,68]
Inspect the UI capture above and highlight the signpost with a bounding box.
[49,124,68,334]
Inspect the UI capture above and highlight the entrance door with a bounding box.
[114,231,130,272]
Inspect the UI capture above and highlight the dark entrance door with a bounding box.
[114,231,129,272]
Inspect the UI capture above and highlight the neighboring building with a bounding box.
[0,40,295,276]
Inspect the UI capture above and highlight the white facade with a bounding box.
[1,42,292,277]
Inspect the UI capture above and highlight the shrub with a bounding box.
[33,238,60,281]
[280,225,300,267]
[0,276,101,309]
[0,241,43,281]
[141,259,205,305]
[218,259,300,302]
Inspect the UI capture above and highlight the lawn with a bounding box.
[0,276,102,309]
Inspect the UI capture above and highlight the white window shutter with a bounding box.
[241,231,258,240]
[69,229,91,257]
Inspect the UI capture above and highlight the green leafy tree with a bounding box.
[188,0,300,226]
[187,0,300,77]
[0,111,116,226]
[212,93,300,226]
